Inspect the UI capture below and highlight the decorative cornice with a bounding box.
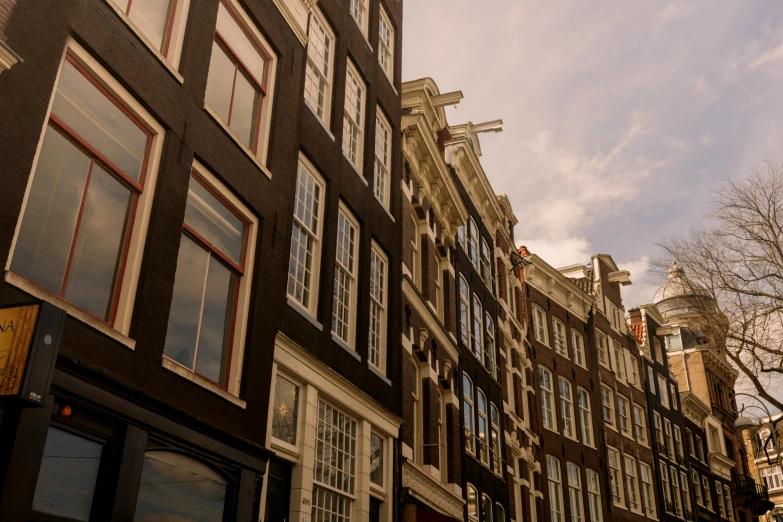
[403,278,460,362]
[524,255,592,320]
[403,462,465,519]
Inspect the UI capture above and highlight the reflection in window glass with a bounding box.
[271,375,299,445]
[33,427,103,521]
[134,451,227,522]
[370,432,384,487]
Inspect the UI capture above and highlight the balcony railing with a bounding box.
[732,473,770,501]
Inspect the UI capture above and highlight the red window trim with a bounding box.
[122,0,179,57]
[12,53,154,326]
[176,228,243,390]
[213,0,273,154]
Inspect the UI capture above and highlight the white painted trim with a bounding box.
[190,159,258,397]
[4,271,136,350]
[271,0,310,46]
[203,105,273,179]
[103,0,189,82]
[4,39,164,339]
[162,357,247,408]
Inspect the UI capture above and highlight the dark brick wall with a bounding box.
[276,0,403,412]
[0,0,307,451]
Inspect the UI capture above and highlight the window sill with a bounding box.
[270,437,300,458]
[5,270,136,350]
[287,297,323,331]
[332,333,361,361]
[613,503,628,511]
[369,482,386,498]
[369,363,392,386]
[105,0,184,84]
[305,101,335,141]
[204,104,273,180]
[162,358,247,408]
[343,153,368,185]
[384,72,398,96]
[375,195,395,222]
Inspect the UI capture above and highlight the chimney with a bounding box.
[518,245,530,257]
[628,307,642,324]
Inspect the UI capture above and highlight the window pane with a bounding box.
[205,42,235,123]
[228,68,260,149]
[11,129,91,296]
[128,0,173,51]
[64,164,133,319]
[194,256,235,384]
[370,433,384,486]
[272,375,300,444]
[134,451,227,522]
[215,2,267,83]
[52,60,147,181]
[185,179,245,265]
[164,236,209,370]
[33,427,102,521]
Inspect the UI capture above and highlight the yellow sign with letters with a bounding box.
[0,304,40,397]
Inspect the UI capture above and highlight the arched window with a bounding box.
[467,484,478,520]
[532,305,548,345]
[572,331,585,368]
[586,469,603,522]
[481,494,493,522]
[477,389,489,465]
[463,374,475,455]
[567,462,583,522]
[577,387,593,446]
[484,312,496,375]
[135,451,228,520]
[547,455,564,522]
[539,366,554,430]
[495,503,506,522]
[480,238,492,286]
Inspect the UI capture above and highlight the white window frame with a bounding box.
[611,343,626,381]
[674,425,684,460]
[723,484,734,521]
[586,469,603,522]
[661,460,672,513]
[471,293,484,361]
[287,154,326,317]
[463,374,475,456]
[567,462,584,522]
[373,108,392,210]
[681,470,692,518]
[601,385,615,428]
[349,0,369,37]
[664,419,675,460]
[607,446,625,508]
[577,387,594,447]
[304,7,335,126]
[647,366,656,394]
[434,255,444,322]
[659,375,670,408]
[204,0,278,173]
[269,368,303,453]
[670,466,682,518]
[640,463,657,518]
[670,383,679,411]
[596,330,609,368]
[410,211,420,289]
[628,354,640,389]
[572,330,585,368]
[343,59,366,174]
[477,388,489,466]
[104,0,192,78]
[368,242,388,374]
[702,476,713,511]
[559,377,576,439]
[162,161,259,399]
[412,358,422,463]
[617,394,631,438]
[459,274,470,346]
[377,6,394,82]
[540,366,555,431]
[6,39,165,347]
[533,305,548,345]
[552,318,567,358]
[632,404,647,445]
[547,455,565,522]
[331,203,361,349]
[624,455,641,514]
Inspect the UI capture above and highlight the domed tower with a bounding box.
[653,262,715,323]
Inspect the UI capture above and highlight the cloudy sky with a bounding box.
[403,0,783,309]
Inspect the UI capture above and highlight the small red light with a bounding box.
[59,405,72,418]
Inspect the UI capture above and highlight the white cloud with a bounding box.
[617,256,659,309]
[516,236,591,269]
[748,36,783,71]
[660,1,695,25]
[701,132,713,147]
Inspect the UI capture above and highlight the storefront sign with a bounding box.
[0,302,65,406]
[0,303,39,397]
